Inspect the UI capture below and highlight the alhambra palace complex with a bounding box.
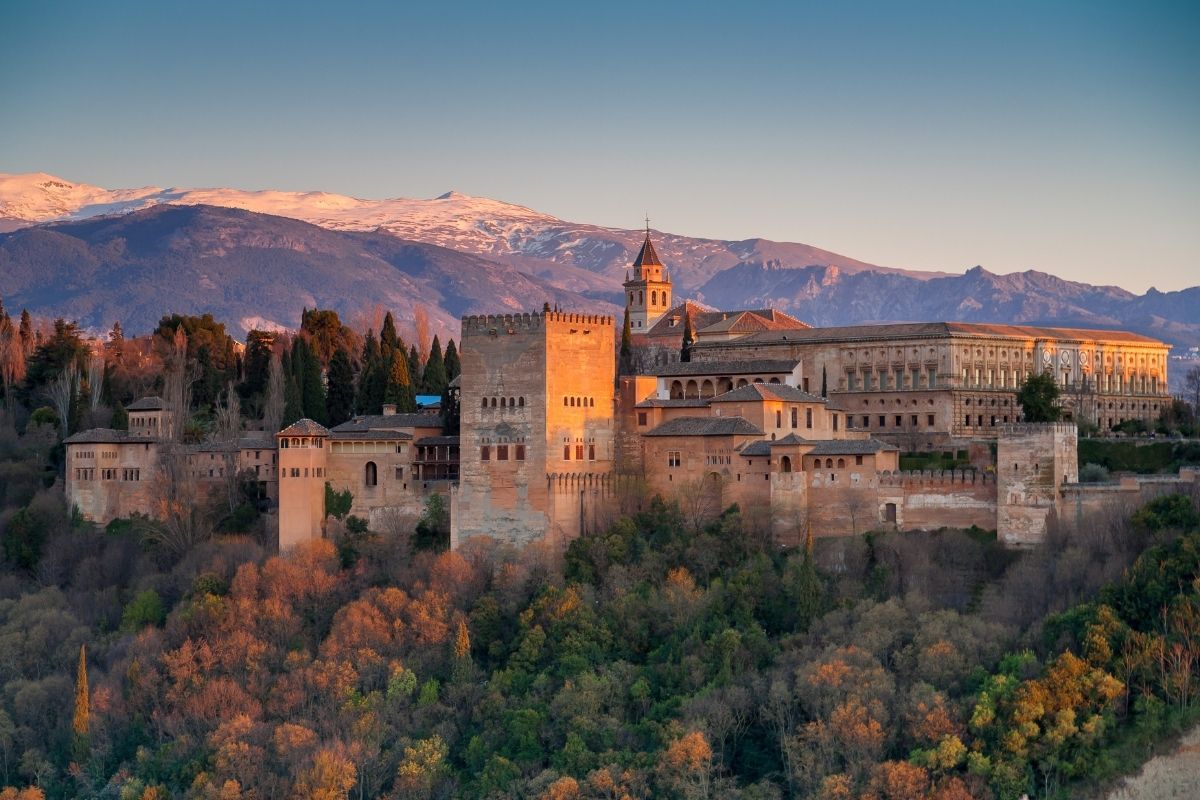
[65,231,1196,550]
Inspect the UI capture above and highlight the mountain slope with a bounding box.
[0,204,608,336]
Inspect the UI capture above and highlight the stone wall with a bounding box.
[996,423,1079,546]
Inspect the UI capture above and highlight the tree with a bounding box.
[357,331,386,415]
[380,312,400,357]
[325,348,356,426]
[300,308,357,367]
[241,330,276,401]
[46,364,79,437]
[1017,371,1061,422]
[292,338,327,425]
[821,365,828,398]
[619,305,634,375]
[73,645,89,738]
[681,310,695,363]
[444,339,460,381]
[263,350,285,434]
[1186,366,1200,416]
[422,336,448,395]
[386,352,416,413]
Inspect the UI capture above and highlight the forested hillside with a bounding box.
[2,444,1198,799]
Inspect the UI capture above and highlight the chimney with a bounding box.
[382,403,397,416]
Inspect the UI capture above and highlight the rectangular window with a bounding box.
[515,445,525,461]
[855,455,863,466]
[638,412,647,426]
[895,415,902,427]
[927,414,935,426]
[575,444,584,460]
[395,466,404,479]
[588,444,596,461]
[791,408,798,428]
[806,408,813,429]
[776,410,782,427]
[911,415,917,426]
[667,451,681,468]
[563,445,571,460]
[862,415,870,427]
[833,414,838,431]
[497,445,508,460]
[481,446,490,461]
[965,414,971,427]
[879,415,886,427]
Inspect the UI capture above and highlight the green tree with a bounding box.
[325,482,353,520]
[300,308,356,367]
[380,312,400,357]
[619,305,634,375]
[292,338,327,424]
[1018,371,1061,422]
[357,330,386,415]
[443,338,460,380]
[121,590,166,630]
[241,330,276,400]
[1,506,47,571]
[22,318,89,391]
[325,348,356,426]
[111,400,129,431]
[422,336,448,395]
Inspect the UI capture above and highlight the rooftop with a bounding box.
[644,416,764,437]
[644,302,809,339]
[126,396,167,411]
[632,232,662,268]
[634,398,712,408]
[709,383,827,404]
[278,418,331,437]
[652,359,801,378]
[706,321,1165,347]
[64,428,147,445]
[332,413,443,433]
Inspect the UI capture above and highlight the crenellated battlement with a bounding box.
[461,310,614,335]
[877,469,993,487]
[999,422,1078,435]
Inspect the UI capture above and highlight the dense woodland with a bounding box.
[1,302,1200,798]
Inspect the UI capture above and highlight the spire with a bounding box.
[633,230,662,269]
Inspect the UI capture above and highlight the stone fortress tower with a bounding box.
[622,222,672,331]
[276,419,330,550]
[996,422,1079,546]
[451,308,616,548]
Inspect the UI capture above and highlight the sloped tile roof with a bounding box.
[64,428,148,445]
[126,396,167,411]
[632,233,662,268]
[645,416,764,437]
[709,383,826,404]
[634,398,712,408]
[278,418,331,437]
[332,413,442,433]
[724,321,1164,346]
[653,359,801,377]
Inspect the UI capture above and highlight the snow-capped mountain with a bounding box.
[0,172,917,294]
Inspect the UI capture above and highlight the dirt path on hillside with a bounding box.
[1104,725,1200,800]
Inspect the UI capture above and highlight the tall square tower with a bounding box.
[451,309,616,548]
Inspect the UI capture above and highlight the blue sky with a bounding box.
[2,0,1197,291]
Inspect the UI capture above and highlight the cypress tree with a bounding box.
[385,352,416,412]
[443,339,460,380]
[73,644,89,737]
[680,310,695,363]
[18,309,32,354]
[422,336,448,395]
[283,374,303,427]
[381,312,399,357]
[325,347,356,426]
[619,305,634,375]
[112,400,129,431]
[821,365,828,398]
[407,344,422,394]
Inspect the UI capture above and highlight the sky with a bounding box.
[2,0,1197,292]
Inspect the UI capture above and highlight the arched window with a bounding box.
[291,438,300,447]
[825,458,833,468]
[780,456,792,473]
[509,397,515,407]
[491,397,497,408]
[651,290,657,306]
[806,408,813,428]
[837,458,845,468]
[481,398,488,408]
[564,396,568,406]
[639,290,644,304]
[500,397,507,407]
[365,461,378,487]
[518,397,525,407]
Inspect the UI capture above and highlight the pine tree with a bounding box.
[108,320,123,344]
[73,644,89,737]
[443,339,460,380]
[619,305,634,375]
[325,348,356,426]
[681,309,695,363]
[422,336,448,395]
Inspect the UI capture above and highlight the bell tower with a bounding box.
[622,219,672,331]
